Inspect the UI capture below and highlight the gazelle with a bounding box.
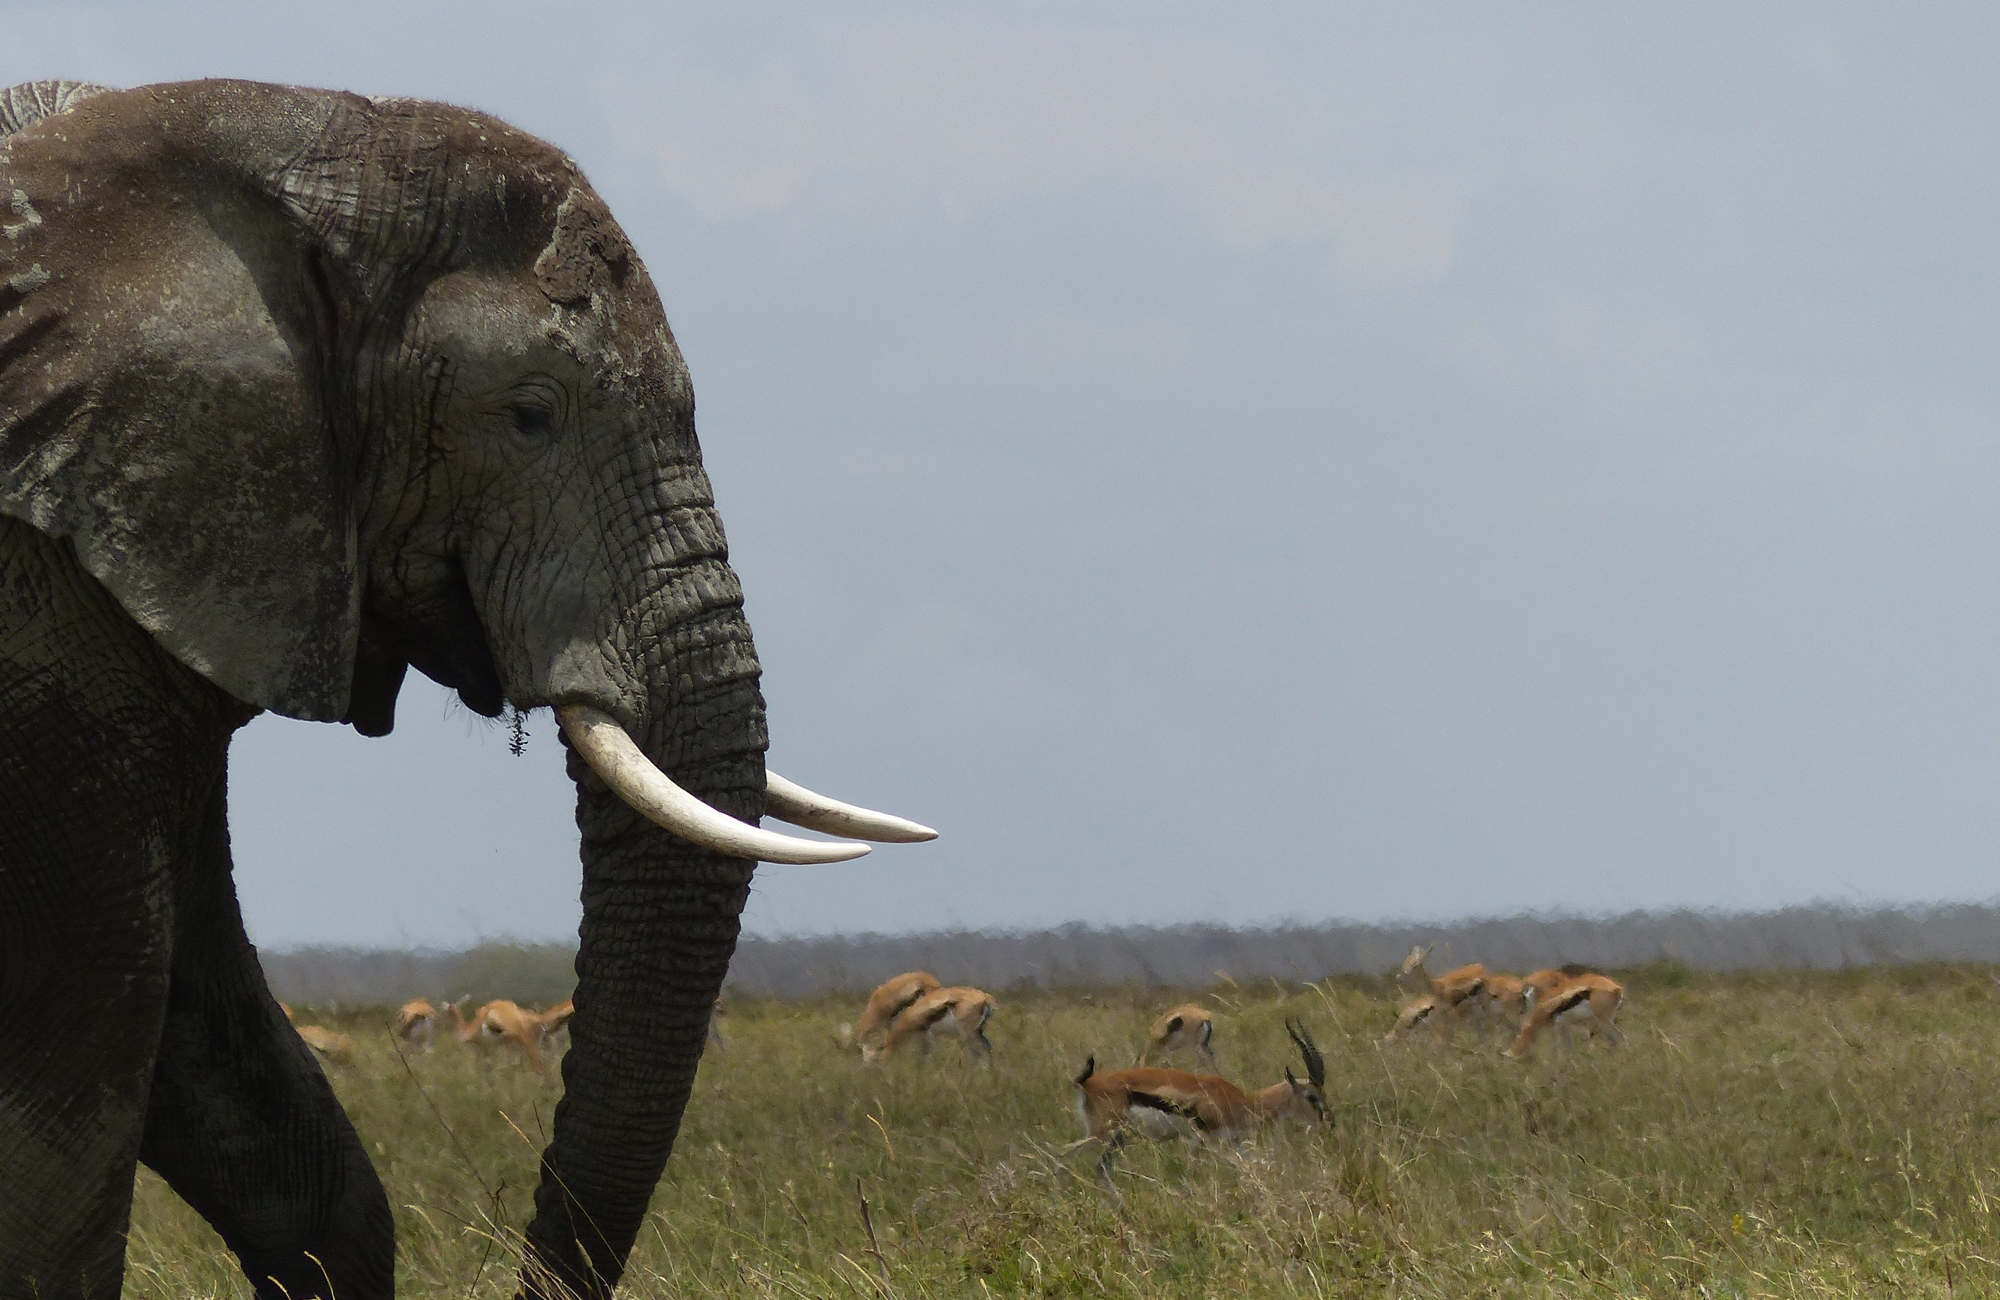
[1143,1003,1216,1065]
[1526,964,1593,997]
[529,998,577,1062]
[394,998,439,1051]
[445,998,554,1073]
[1483,975,1528,1020]
[841,970,942,1052]
[443,997,478,1045]
[1397,945,1489,1023]
[1381,993,1442,1042]
[296,1024,354,1063]
[1473,965,1596,1025]
[1505,973,1626,1058]
[1073,1020,1328,1182]
[443,997,482,1046]
[279,1002,354,1064]
[485,1000,554,1069]
[537,998,575,1041]
[865,986,996,1062]
[1490,965,1595,1021]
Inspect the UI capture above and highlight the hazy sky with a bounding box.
[11,3,2000,947]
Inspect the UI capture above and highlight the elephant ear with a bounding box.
[0,81,112,137]
[0,82,380,721]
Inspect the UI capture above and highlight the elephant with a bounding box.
[0,79,935,1298]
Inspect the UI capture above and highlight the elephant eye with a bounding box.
[509,403,555,439]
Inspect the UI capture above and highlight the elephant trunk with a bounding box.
[521,588,766,1296]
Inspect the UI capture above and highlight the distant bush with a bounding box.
[1630,959,1696,989]
[445,941,576,1006]
[260,938,575,1007]
[258,900,2000,1005]
[722,901,2000,998]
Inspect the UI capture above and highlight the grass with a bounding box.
[123,963,2000,1297]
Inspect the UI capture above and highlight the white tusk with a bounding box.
[764,772,939,843]
[557,703,870,865]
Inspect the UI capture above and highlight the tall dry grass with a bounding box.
[127,965,2000,1297]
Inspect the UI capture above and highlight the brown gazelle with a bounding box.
[867,986,997,1062]
[479,999,556,1072]
[1398,944,1488,1023]
[444,998,483,1047]
[445,998,554,1073]
[533,998,577,1059]
[394,998,439,1052]
[538,998,576,1041]
[1074,1020,1328,1182]
[1488,965,1595,1022]
[296,1024,355,1064]
[1475,966,1593,1025]
[843,970,943,1052]
[1505,973,1626,1058]
[1144,1003,1217,1065]
[280,1002,354,1064]
[1382,993,1442,1042]
[1526,964,1593,1000]
[1483,975,1528,1021]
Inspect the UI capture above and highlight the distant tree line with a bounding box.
[260,940,578,1008]
[258,901,2000,1006]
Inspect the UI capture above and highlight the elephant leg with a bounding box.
[138,777,394,1300]
[0,518,220,1298]
[0,775,173,1299]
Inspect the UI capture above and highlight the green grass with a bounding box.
[125,965,2000,1297]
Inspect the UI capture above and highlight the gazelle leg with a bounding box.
[1096,1133,1129,1187]
[1084,1111,1135,1186]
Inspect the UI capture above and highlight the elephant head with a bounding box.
[0,80,931,1295]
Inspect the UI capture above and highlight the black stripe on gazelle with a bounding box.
[1128,1090,1211,1129]
[1550,985,1594,1016]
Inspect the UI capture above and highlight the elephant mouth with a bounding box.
[349,555,505,734]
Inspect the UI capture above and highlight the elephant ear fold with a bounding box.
[0,83,362,721]
[0,81,112,137]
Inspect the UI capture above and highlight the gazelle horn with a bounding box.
[763,772,938,843]
[557,703,870,865]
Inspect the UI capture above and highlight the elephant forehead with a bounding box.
[534,185,633,308]
[532,185,687,409]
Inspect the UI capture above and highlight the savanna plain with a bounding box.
[126,965,2000,1298]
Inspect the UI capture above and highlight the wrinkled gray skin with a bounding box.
[0,80,770,1298]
